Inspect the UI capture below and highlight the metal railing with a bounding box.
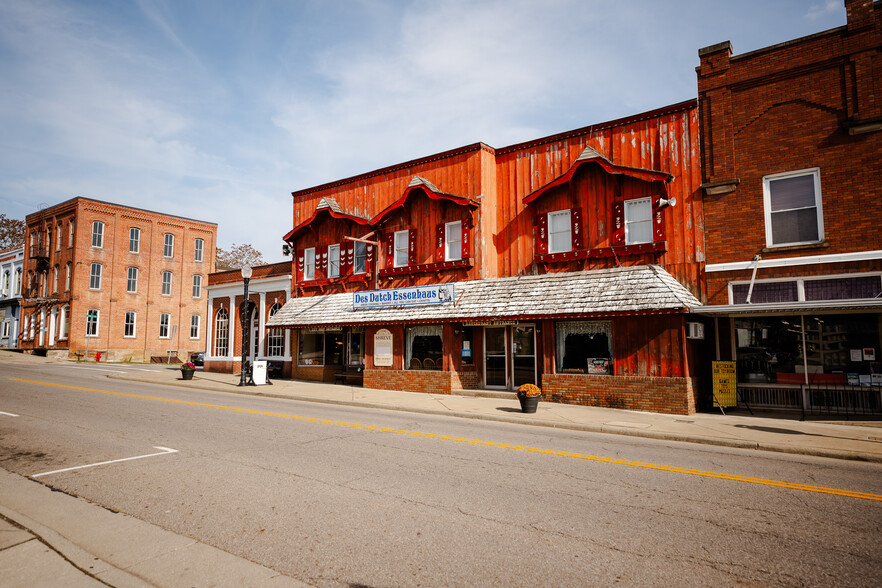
[738,383,882,418]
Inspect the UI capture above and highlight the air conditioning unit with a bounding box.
[686,322,705,340]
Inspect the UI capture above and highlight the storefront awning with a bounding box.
[691,299,882,316]
[266,265,701,328]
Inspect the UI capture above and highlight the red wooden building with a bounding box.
[263,100,707,414]
[694,0,882,413]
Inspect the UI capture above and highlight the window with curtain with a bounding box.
[406,325,442,370]
[555,321,612,374]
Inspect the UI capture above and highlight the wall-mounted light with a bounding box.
[657,197,677,209]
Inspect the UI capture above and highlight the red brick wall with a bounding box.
[364,368,455,394]
[542,373,696,415]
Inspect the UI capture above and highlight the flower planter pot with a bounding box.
[518,394,540,413]
[180,369,195,380]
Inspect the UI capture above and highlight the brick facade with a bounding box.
[542,373,696,415]
[20,197,216,362]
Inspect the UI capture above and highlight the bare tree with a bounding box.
[0,214,26,250]
[216,243,265,270]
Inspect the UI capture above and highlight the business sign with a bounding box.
[712,361,737,408]
[353,284,454,310]
[374,329,393,366]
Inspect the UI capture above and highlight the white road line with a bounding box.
[31,446,179,478]
[0,411,19,417]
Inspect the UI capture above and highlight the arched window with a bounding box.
[266,304,284,357]
[59,305,69,340]
[14,268,22,295]
[214,308,229,357]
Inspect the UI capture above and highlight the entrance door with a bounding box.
[484,327,507,388]
[512,325,536,387]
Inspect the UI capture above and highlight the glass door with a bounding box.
[512,325,536,387]
[484,327,507,388]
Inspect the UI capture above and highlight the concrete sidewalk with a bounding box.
[109,364,882,464]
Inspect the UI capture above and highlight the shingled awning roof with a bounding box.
[266,265,701,328]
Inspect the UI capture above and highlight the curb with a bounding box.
[106,373,882,464]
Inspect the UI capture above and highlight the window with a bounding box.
[65,263,71,291]
[194,238,204,262]
[190,315,200,339]
[445,221,462,261]
[69,221,75,247]
[124,311,136,338]
[624,197,652,245]
[127,267,138,293]
[129,227,140,253]
[46,228,51,255]
[52,265,58,293]
[556,321,613,374]
[548,210,572,253]
[266,304,284,356]
[89,263,102,289]
[328,244,340,278]
[86,309,99,337]
[22,316,29,340]
[91,221,104,248]
[297,330,343,366]
[2,321,9,338]
[214,309,229,356]
[159,313,170,338]
[56,224,61,251]
[394,230,409,267]
[2,271,8,294]
[59,305,69,339]
[764,168,824,247]
[354,241,367,274]
[406,325,442,370]
[192,275,202,297]
[304,248,315,281]
[161,271,172,295]
[15,268,22,295]
[164,233,174,257]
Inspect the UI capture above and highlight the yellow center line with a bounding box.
[12,378,882,502]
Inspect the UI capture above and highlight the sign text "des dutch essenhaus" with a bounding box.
[353,284,454,310]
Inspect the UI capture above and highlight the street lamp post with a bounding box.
[238,265,254,386]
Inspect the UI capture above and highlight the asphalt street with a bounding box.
[2,359,881,586]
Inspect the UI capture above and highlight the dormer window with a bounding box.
[304,247,315,280]
[394,230,409,267]
[548,210,572,253]
[624,197,652,245]
[354,241,367,274]
[445,221,462,261]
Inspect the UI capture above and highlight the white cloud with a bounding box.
[805,1,841,21]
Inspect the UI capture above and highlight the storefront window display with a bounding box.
[556,321,613,374]
[298,329,345,366]
[735,314,881,384]
[407,325,442,370]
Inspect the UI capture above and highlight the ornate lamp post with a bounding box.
[238,265,254,386]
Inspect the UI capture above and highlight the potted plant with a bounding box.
[180,362,196,380]
[516,383,541,413]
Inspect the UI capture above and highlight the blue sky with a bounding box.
[0,0,846,263]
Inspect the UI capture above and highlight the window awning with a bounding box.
[371,176,479,226]
[691,299,882,316]
[283,197,370,243]
[523,146,673,205]
[266,265,701,328]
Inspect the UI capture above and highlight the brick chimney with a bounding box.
[845,0,875,32]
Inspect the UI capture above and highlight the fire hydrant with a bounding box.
[95,352,101,362]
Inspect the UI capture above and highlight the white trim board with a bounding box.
[706,250,882,273]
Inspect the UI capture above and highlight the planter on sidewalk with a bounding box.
[516,383,541,413]
[180,362,196,380]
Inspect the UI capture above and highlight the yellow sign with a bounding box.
[712,361,737,407]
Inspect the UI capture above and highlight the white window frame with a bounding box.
[445,221,462,261]
[763,167,824,248]
[124,311,136,338]
[64,263,71,292]
[194,238,204,262]
[128,227,139,253]
[548,209,572,253]
[59,305,69,339]
[163,233,174,258]
[354,241,367,275]
[159,313,170,339]
[304,247,315,281]
[56,224,61,251]
[394,230,409,267]
[214,308,229,356]
[192,274,202,297]
[14,268,21,295]
[328,244,340,278]
[2,270,9,294]
[86,309,99,337]
[190,315,200,339]
[69,221,75,247]
[266,304,284,356]
[161,271,172,295]
[127,267,138,293]
[624,197,653,245]
[91,221,104,248]
[89,263,102,290]
[52,266,58,293]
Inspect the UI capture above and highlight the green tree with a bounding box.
[0,214,26,249]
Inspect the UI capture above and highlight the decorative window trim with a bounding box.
[159,313,171,339]
[624,197,653,245]
[124,311,137,338]
[91,221,104,248]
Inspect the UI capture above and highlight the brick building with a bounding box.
[694,0,882,411]
[204,262,293,378]
[259,100,708,415]
[20,197,217,362]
